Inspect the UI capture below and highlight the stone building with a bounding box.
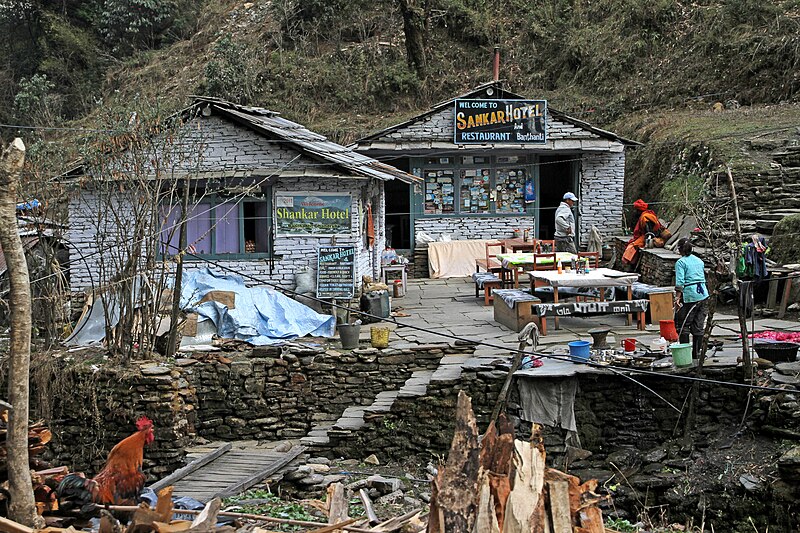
[352,81,639,252]
[65,97,417,295]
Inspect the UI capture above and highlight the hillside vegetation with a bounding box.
[1,0,799,196]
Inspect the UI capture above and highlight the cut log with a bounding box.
[358,488,380,526]
[155,486,174,523]
[547,481,571,533]
[326,482,349,532]
[429,391,480,533]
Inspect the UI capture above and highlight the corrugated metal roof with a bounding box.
[194,97,420,183]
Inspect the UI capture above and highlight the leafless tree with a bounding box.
[0,138,40,527]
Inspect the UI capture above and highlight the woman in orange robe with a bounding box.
[623,199,666,264]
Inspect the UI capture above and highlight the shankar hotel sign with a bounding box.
[454,99,547,144]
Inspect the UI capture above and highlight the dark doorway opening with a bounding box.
[538,155,575,239]
[384,159,411,251]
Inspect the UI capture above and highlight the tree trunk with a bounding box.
[396,0,428,78]
[0,138,38,526]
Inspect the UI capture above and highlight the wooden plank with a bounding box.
[149,443,232,492]
[215,446,306,498]
[0,517,34,533]
[326,483,349,532]
[778,275,794,319]
[547,480,572,533]
[357,489,379,526]
[766,277,779,310]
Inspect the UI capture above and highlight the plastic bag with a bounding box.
[294,267,316,295]
[382,248,400,265]
[416,231,435,244]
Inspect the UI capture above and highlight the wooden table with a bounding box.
[502,238,538,253]
[528,267,640,330]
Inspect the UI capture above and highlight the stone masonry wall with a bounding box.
[36,342,449,479]
[67,176,384,294]
[377,108,604,143]
[183,343,446,441]
[413,216,531,242]
[580,151,625,246]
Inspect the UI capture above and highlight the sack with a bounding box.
[622,244,638,264]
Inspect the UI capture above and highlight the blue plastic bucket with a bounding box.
[568,340,591,361]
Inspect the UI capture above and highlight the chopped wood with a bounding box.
[0,516,34,533]
[155,486,174,523]
[189,498,221,532]
[358,489,380,526]
[152,520,193,533]
[99,509,122,533]
[427,393,608,533]
[547,481,571,533]
[326,483,349,533]
[370,510,424,532]
[429,391,480,533]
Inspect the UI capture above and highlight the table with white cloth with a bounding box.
[527,268,643,331]
[427,239,500,278]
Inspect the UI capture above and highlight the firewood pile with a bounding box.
[427,391,608,533]
[0,412,53,477]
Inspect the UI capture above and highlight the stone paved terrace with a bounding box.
[300,276,800,451]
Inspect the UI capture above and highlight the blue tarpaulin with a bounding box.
[181,268,335,345]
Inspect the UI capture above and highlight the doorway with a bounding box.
[538,155,577,239]
[384,158,411,252]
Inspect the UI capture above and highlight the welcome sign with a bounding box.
[275,193,352,235]
[454,99,547,144]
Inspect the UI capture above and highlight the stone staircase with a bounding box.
[299,351,485,452]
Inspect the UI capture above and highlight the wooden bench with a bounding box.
[472,272,503,305]
[492,289,542,332]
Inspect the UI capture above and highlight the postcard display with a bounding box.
[424,169,456,214]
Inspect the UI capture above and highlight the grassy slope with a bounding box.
[25,0,799,205]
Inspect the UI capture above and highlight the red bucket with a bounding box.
[622,338,637,352]
[659,320,679,342]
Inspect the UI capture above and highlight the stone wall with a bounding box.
[35,362,194,479]
[184,343,446,441]
[413,216,531,242]
[613,236,678,287]
[37,342,451,478]
[580,151,625,246]
[67,176,384,294]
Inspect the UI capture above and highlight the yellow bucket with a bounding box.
[370,326,390,348]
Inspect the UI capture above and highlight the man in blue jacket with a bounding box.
[674,239,708,360]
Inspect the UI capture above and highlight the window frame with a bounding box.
[416,154,535,217]
[159,190,273,260]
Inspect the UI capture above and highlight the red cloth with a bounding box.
[366,203,375,248]
[748,331,800,343]
[633,199,649,211]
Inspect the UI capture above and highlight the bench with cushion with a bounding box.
[472,272,503,305]
[492,288,542,332]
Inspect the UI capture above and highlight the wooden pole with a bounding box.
[726,166,752,381]
[0,138,39,527]
[167,177,191,356]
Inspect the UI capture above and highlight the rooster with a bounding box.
[57,416,155,512]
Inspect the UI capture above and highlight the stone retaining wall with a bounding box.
[612,236,678,286]
[35,342,451,477]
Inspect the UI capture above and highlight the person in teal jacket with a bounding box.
[674,239,708,360]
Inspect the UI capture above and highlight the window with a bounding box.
[160,194,271,257]
[420,155,531,215]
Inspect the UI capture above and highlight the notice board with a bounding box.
[316,246,356,298]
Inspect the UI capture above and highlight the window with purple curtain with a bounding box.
[215,200,241,254]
